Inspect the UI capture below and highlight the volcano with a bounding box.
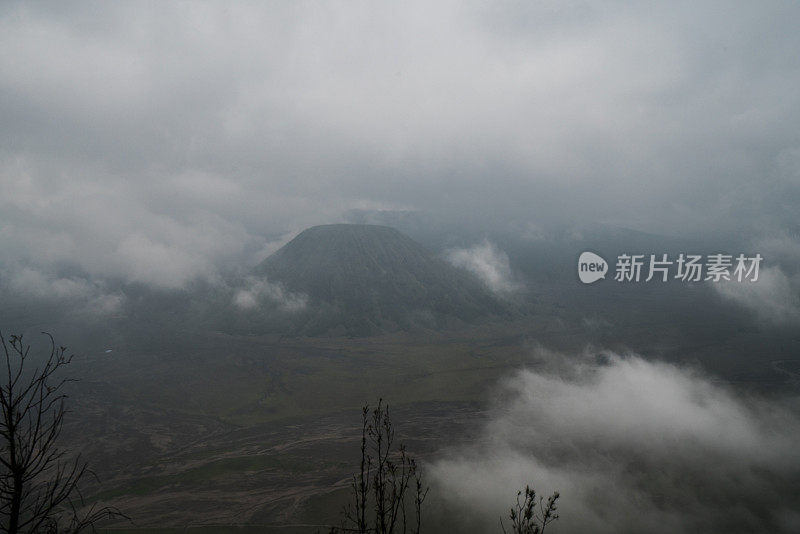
[253,224,511,336]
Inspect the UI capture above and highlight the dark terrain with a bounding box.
[3,223,798,531]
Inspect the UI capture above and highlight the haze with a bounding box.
[2,3,800,533]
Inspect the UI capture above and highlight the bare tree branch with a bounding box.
[0,332,126,533]
[332,400,428,534]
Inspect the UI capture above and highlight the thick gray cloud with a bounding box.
[430,350,800,533]
[1,1,799,292]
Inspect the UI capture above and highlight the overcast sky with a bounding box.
[1,1,799,292]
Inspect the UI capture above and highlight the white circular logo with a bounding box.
[578,252,608,284]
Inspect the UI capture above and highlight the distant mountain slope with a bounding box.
[253,224,511,336]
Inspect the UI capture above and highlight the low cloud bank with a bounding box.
[232,276,307,313]
[714,235,800,327]
[445,241,522,295]
[3,266,125,316]
[715,265,800,326]
[430,351,800,533]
